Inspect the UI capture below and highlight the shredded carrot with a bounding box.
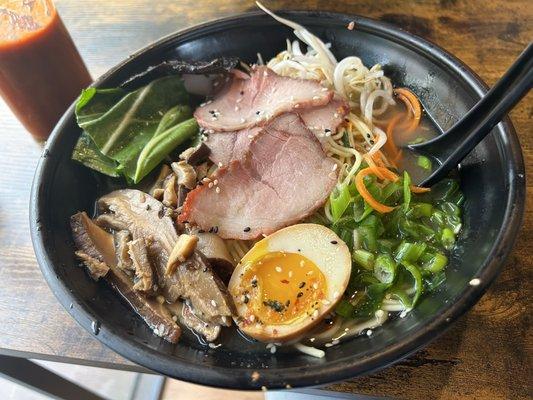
[364,154,387,180]
[410,185,431,193]
[355,168,395,213]
[394,88,422,132]
[383,113,404,163]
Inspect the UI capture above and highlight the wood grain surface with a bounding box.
[0,1,531,399]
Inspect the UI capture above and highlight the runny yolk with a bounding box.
[242,252,327,325]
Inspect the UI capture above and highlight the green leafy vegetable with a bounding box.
[72,76,198,182]
[417,155,432,170]
[330,183,352,222]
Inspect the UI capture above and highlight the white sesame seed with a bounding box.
[217,162,223,167]
[266,343,273,349]
[309,337,315,342]
[312,283,318,289]
[300,260,305,267]
[344,327,349,332]
[234,106,240,111]
[213,179,218,185]
[325,343,333,347]
[469,278,481,286]
[236,97,242,103]
[321,87,328,91]
[399,310,408,318]
[332,339,340,345]
[333,113,339,118]
[240,117,246,123]
[172,315,178,322]
[312,309,319,318]
[288,271,293,278]
[312,95,320,100]
[215,187,221,194]
[202,177,211,183]
[332,163,338,171]
[249,315,255,322]
[263,70,268,77]
[294,104,300,108]
[321,299,331,305]
[270,346,277,354]
[248,135,254,139]
[367,330,373,336]
[347,21,355,30]
[275,266,282,273]
[211,300,217,307]
[333,291,339,299]
[208,182,214,188]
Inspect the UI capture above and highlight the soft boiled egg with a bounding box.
[228,223,351,342]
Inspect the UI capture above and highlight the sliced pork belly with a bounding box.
[180,114,338,239]
[205,97,349,166]
[195,66,333,131]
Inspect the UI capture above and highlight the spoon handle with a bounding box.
[412,43,533,187]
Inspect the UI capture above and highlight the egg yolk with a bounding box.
[241,252,327,325]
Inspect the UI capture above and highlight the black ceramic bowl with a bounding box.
[30,11,525,389]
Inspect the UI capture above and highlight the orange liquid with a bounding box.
[0,1,92,140]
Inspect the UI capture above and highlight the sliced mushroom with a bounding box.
[194,231,235,283]
[173,251,234,326]
[162,174,178,208]
[148,164,171,198]
[171,161,197,189]
[115,230,133,272]
[166,234,199,275]
[74,251,109,279]
[195,162,210,181]
[166,301,221,342]
[179,142,210,166]
[70,211,181,343]
[128,238,155,293]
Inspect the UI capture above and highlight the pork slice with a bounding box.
[204,127,261,166]
[194,66,333,131]
[180,114,338,239]
[205,98,349,166]
[300,97,350,140]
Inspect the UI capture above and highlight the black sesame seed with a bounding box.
[298,282,306,289]
[251,279,258,288]
[240,90,244,95]
[243,227,251,232]
[255,111,261,115]
[244,296,249,304]
[369,140,375,145]
[324,128,331,133]
[297,249,301,252]
[331,240,338,244]
[285,300,290,307]
[198,229,205,233]
[209,110,215,114]
[297,292,303,298]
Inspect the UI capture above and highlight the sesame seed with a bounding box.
[312,309,319,318]
[275,266,282,273]
[248,135,254,139]
[172,315,178,321]
[332,164,338,171]
[299,260,305,267]
[312,95,320,100]
[313,283,318,289]
[218,162,223,167]
[236,97,242,103]
[322,299,331,305]
[270,346,277,354]
[309,337,315,342]
[332,339,340,345]
[240,117,246,123]
[215,187,221,194]
[202,177,211,183]
[294,104,300,108]
[366,329,373,336]
[333,291,339,298]
[325,343,333,348]
[400,310,408,318]
[347,21,355,30]
[244,227,251,232]
[249,315,255,322]
[469,278,481,286]
[331,240,338,244]
[288,271,293,278]
[213,179,218,185]
[208,182,214,188]
[321,87,328,91]
[211,300,217,307]
[234,106,240,111]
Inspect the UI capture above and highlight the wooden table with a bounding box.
[0,1,531,398]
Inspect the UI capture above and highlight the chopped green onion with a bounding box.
[353,250,375,270]
[441,228,455,250]
[394,242,427,263]
[424,270,446,292]
[417,155,432,170]
[330,184,352,222]
[395,261,423,308]
[403,171,411,211]
[408,203,433,218]
[422,253,448,273]
[374,254,397,284]
[335,299,356,318]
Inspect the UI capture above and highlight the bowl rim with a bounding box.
[30,9,526,390]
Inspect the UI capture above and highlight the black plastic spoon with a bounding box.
[408,43,533,187]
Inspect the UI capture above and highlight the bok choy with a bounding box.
[72,75,198,183]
